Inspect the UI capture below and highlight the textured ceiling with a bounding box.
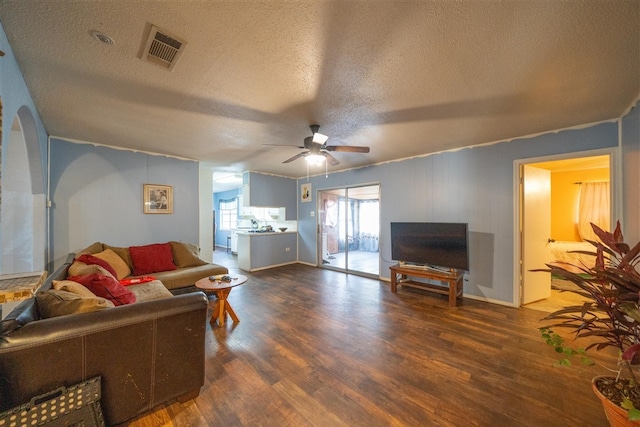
[0,1,638,179]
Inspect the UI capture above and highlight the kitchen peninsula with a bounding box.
[237,230,297,272]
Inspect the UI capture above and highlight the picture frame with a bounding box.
[143,184,173,214]
[301,183,312,203]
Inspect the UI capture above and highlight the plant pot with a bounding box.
[592,376,640,426]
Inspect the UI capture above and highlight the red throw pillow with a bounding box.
[76,254,118,279]
[129,243,177,276]
[68,273,136,306]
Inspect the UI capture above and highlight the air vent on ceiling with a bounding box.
[141,25,187,71]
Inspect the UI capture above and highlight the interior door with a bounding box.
[522,165,552,304]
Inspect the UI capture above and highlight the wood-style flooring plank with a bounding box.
[126,253,616,426]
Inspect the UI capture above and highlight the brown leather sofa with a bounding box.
[0,253,209,426]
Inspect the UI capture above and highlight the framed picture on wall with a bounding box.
[301,183,311,203]
[143,184,173,214]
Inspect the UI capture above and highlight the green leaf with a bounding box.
[621,398,640,421]
[628,408,640,421]
[580,356,594,366]
[621,398,634,410]
[619,303,640,322]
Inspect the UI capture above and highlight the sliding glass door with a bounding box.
[318,184,380,277]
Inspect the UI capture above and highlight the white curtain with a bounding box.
[578,182,610,241]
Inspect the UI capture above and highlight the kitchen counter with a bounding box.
[236,230,297,235]
[237,231,297,271]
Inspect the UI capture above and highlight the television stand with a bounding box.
[389,264,463,307]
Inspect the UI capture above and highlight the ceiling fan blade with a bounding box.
[325,145,370,153]
[283,152,308,163]
[263,143,305,148]
[324,152,340,166]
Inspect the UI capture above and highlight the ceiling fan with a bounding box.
[282,125,370,166]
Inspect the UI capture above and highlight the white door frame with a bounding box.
[316,182,382,278]
[512,147,621,307]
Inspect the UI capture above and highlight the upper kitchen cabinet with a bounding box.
[242,172,296,220]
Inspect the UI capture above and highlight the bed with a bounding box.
[549,240,596,273]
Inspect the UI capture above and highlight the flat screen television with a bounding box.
[390,222,469,271]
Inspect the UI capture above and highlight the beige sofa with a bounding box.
[76,241,228,292]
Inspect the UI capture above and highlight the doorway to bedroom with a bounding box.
[516,151,616,311]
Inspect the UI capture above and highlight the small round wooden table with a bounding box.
[195,274,247,326]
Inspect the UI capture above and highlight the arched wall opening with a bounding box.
[0,105,46,274]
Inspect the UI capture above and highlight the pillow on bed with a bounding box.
[129,243,177,275]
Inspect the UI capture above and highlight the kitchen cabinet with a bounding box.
[242,172,296,220]
[237,232,297,271]
[241,184,250,207]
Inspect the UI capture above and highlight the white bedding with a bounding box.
[549,241,595,272]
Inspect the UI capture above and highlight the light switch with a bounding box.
[310,211,315,217]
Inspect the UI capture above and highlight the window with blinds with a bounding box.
[219,198,237,230]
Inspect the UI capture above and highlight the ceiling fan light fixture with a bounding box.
[312,132,329,144]
[305,153,326,166]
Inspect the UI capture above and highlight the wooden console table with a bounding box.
[389,264,463,306]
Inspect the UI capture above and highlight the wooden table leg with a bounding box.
[210,299,221,324]
[391,272,398,293]
[225,300,239,323]
[211,288,239,326]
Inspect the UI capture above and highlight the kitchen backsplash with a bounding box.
[237,206,297,231]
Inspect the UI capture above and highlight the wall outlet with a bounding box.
[285,247,290,252]
[310,211,315,217]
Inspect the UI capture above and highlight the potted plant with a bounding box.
[537,221,640,426]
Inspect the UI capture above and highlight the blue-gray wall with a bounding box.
[49,138,200,268]
[297,120,628,305]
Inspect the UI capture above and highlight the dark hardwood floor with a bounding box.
[127,250,615,426]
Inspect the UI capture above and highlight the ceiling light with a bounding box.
[305,154,326,166]
[312,132,329,144]
[91,31,114,45]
